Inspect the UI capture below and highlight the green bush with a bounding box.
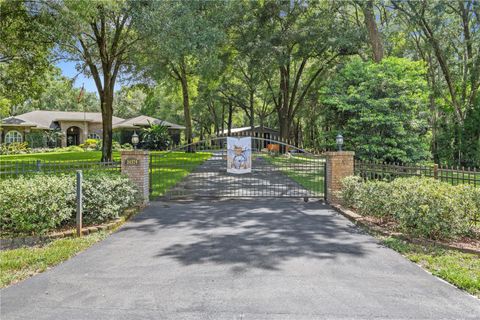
[0,142,30,155]
[340,176,477,240]
[339,176,362,208]
[81,173,139,224]
[0,173,139,235]
[56,146,85,153]
[389,178,472,239]
[356,180,394,220]
[26,132,47,148]
[79,139,99,150]
[121,143,133,150]
[0,176,75,234]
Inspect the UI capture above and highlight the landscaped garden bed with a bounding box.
[336,176,480,297]
[0,173,140,236]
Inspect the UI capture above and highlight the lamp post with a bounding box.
[336,134,344,151]
[132,131,139,150]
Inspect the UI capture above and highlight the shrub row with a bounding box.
[0,173,140,235]
[340,176,479,240]
[0,141,133,155]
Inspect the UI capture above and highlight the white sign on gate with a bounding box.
[227,137,252,174]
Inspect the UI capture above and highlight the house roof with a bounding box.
[0,116,38,128]
[1,111,185,131]
[114,115,186,130]
[219,125,279,135]
[1,111,125,130]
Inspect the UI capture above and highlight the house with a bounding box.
[0,111,185,147]
[217,125,281,149]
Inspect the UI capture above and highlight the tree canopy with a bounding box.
[1,0,479,166]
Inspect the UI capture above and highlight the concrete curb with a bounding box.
[330,203,480,255]
[0,205,144,251]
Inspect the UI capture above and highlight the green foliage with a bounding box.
[0,0,54,107]
[141,122,172,150]
[114,87,147,119]
[79,173,139,225]
[339,176,363,208]
[389,178,473,239]
[322,57,431,163]
[58,146,85,153]
[0,173,139,235]
[25,132,46,149]
[0,175,75,234]
[341,176,477,240]
[121,143,133,150]
[79,139,99,150]
[0,142,29,155]
[43,129,62,148]
[16,68,99,115]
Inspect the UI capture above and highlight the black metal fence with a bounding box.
[355,160,480,187]
[0,160,120,179]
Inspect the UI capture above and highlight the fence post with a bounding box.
[121,150,150,204]
[36,160,41,173]
[433,163,438,180]
[76,170,83,237]
[325,151,355,204]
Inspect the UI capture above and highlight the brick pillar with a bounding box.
[325,151,355,204]
[121,150,149,204]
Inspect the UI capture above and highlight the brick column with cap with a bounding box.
[325,151,355,204]
[121,150,149,204]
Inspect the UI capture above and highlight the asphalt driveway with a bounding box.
[1,199,479,319]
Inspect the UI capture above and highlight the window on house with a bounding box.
[5,130,23,144]
[87,133,101,140]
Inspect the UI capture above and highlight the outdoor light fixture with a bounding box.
[336,134,344,151]
[132,131,139,150]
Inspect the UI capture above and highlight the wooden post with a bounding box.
[433,164,438,180]
[76,170,83,237]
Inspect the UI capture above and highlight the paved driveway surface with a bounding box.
[1,199,479,319]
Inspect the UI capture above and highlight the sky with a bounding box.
[56,60,121,93]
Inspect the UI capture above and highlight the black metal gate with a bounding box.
[149,137,325,200]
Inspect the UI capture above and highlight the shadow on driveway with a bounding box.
[1,199,479,319]
[117,200,367,271]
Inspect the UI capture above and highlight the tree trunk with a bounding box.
[179,69,193,148]
[362,0,384,63]
[249,90,255,129]
[221,103,225,134]
[278,111,290,142]
[227,102,233,135]
[100,89,114,162]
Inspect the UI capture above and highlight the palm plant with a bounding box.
[141,121,172,150]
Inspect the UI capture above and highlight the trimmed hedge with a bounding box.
[340,176,479,240]
[0,173,139,235]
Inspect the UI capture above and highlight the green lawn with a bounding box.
[1,150,212,199]
[149,151,212,199]
[264,154,325,196]
[382,237,480,298]
[0,150,120,161]
[0,231,108,288]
